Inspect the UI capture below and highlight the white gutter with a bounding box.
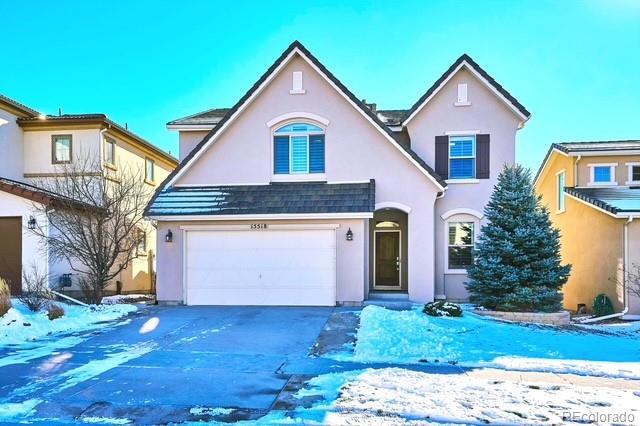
[581,216,632,323]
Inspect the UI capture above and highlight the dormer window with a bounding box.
[273,122,325,176]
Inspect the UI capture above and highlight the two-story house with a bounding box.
[0,94,177,296]
[146,41,530,306]
[535,141,640,318]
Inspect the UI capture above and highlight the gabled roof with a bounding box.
[18,114,177,166]
[167,108,231,128]
[565,187,640,216]
[153,40,446,209]
[402,54,531,126]
[145,181,375,218]
[0,93,40,118]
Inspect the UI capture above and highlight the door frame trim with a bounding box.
[373,229,402,290]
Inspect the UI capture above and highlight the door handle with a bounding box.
[396,256,400,270]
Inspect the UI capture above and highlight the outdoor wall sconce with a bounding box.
[165,229,173,243]
[27,216,37,230]
[346,228,354,241]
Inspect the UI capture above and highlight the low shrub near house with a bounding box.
[18,265,51,312]
[0,278,11,317]
[47,303,65,321]
[423,301,463,317]
[593,294,614,317]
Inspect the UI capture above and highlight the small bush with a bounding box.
[18,265,50,312]
[593,294,614,317]
[47,303,65,321]
[423,301,463,317]
[0,278,11,317]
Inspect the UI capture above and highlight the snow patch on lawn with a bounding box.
[80,416,132,424]
[329,305,640,379]
[0,300,137,346]
[101,294,153,305]
[0,399,41,420]
[190,406,233,416]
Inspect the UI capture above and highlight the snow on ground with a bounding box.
[0,299,137,347]
[328,305,640,379]
[101,294,154,305]
[181,368,640,425]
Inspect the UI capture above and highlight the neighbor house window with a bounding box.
[589,163,617,185]
[273,122,325,175]
[104,137,115,166]
[137,229,147,254]
[52,135,72,164]
[449,136,475,179]
[626,163,640,185]
[145,158,155,183]
[556,170,566,212]
[447,222,474,270]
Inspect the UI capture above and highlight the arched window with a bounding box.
[273,122,325,175]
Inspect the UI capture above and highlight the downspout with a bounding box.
[582,216,632,323]
[574,155,581,186]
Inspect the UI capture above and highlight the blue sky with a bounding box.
[2,0,639,171]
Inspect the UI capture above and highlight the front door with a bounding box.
[374,230,400,289]
[0,217,22,295]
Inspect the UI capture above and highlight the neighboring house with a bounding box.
[535,141,640,319]
[0,94,177,295]
[147,41,530,306]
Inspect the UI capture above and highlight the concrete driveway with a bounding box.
[0,305,337,424]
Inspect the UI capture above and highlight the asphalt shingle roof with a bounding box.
[166,108,232,126]
[565,187,640,214]
[554,140,640,153]
[145,181,375,216]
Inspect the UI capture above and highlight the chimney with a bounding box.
[58,107,62,116]
[361,99,377,113]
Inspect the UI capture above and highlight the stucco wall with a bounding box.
[22,129,101,176]
[155,219,366,304]
[170,54,441,302]
[575,154,640,187]
[178,131,209,161]
[405,67,522,299]
[0,109,24,180]
[537,152,625,313]
[626,221,640,316]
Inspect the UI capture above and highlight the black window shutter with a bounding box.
[476,134,490,179]
[435,135,449,180]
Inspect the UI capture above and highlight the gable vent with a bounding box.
[290,71,306,95]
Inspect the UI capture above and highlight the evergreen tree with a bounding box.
[466,164,571,312]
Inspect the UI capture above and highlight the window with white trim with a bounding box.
[627,163,640,185]
[588,163,617,185]
[449,135,475,179]
[556,170,565,212]
[273,122,325,175]
[447,222,474,270]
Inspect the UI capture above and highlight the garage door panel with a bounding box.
[185,228,336,306]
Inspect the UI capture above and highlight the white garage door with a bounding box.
[184,227,336,306]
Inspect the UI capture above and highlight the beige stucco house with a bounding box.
[147,41,530,306]
[0,94,177,296]
[535,141,640,319]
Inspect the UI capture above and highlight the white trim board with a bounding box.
[149,212,374,221]
[163,46,445,192]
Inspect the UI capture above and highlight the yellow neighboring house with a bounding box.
[0,93,178,296]
[535,140,640,319]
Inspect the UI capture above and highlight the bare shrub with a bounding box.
[0,278,11,317]
[46,303,65,320]
[18,264,51,312]
[29,154,151,304]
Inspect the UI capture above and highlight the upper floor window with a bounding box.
[449,135,475,179]
[52,134,72,164]
[273,122,325,175]
[137,229,147,254]
[104,137,116,166]
[556,170,566,213]
[626,163,640,185]
[588,163,617,186]
[145,158,155,183]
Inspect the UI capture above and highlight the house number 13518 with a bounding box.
[250,223,268,229]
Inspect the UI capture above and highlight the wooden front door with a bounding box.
[374,230,401,289]
[0,217,22,295]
